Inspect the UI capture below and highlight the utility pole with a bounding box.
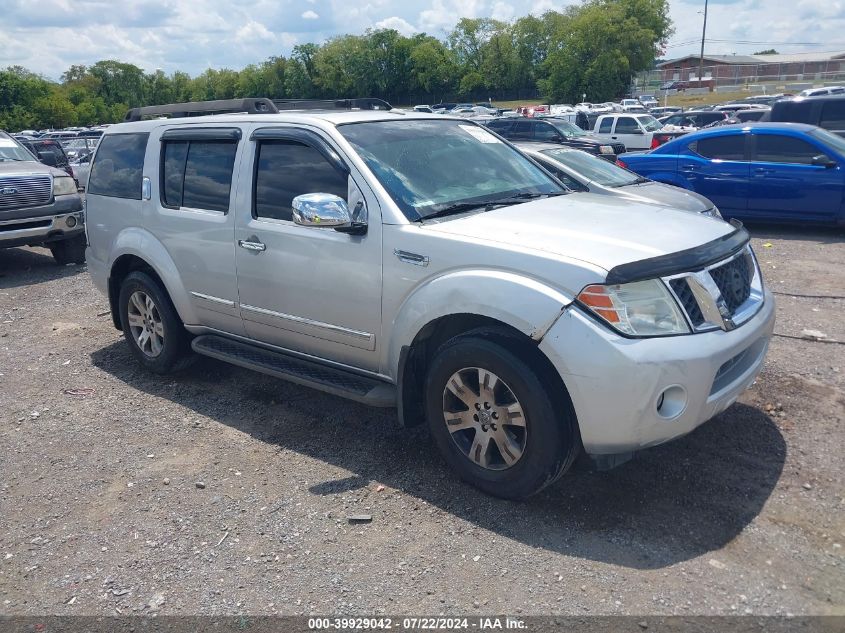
[698,0,709,88]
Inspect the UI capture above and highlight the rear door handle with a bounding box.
[680,163,697,171]
[238,238,266,252]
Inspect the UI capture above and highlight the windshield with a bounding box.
[809,128,845,155]
[540,148,641,187]
[547,120,586,138]
[0,136,37,162]
[339,119,564,221]
[638,115,663,131]
[62,139,90,150]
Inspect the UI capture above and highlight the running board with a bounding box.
[191,335,396,407]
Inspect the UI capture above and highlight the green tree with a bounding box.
[540,0,672,103]
[753,49,778,55]
[409,36,458,100]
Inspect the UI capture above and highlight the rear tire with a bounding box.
[118,271,193,374]
[50,234,86,265]
[425,329,579,500]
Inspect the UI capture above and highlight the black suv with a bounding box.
[658,110,730,129]
[762,94,845,137]
[485,118,625,160]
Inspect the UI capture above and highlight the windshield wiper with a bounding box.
[417,192,566,222]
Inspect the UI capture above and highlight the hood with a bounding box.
[0,160,67,178]
[422,193,733,274]
[615,181,713,213]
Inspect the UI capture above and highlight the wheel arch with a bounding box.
[107,229,196,330]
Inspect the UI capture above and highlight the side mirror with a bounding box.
[292,193,367,235]
[811,154,836,168]
[38,151,58,166]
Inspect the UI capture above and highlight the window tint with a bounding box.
[254,140,348,221]
[540,161,586,191]
[820,101,845,130]
[614,117,639,134]
[511,120,532,139]
[161,140,237,212]
[88,133,148,199]
[162,141,188,207]
[598,118,613,133]
[754,134,824,165]
[691,134,746,160]
[533,122,559,141]
[486,120,512,133]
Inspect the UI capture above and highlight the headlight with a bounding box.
[53,176,77,196]
[702,206,723,219]
[599,145,614,154]
[577,279,690,337]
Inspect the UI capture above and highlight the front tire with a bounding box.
[425,330,579,500]
[50,234,86,265]
[118,271,192,374]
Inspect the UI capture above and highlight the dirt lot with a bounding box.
[0,225,843,618]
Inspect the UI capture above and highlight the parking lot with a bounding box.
[0,225,843,617]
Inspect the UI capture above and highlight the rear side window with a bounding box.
[161,140,238,212]
[254,140,348,221]
[88,133,149,200]
[614,117,639,134]
[486,120,513,133]
[512,120,532,139]
[690,134,746,160]
[771,100,814,124]
[533,122,559,141]
[754,134,824,165]
[820,101,845,130]
[599,118,613,133]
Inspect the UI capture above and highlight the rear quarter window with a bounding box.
[88,133,149,200]
[819,101,845,130]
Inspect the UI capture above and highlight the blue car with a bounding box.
[617,123,845,225]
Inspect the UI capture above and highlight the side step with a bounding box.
[191,335,396,407]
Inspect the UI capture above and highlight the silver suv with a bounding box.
[85,99,775,499]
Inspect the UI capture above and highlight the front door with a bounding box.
[746,132,843,222]
[233,126,383,371]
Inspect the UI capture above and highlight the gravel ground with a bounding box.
[0,225,842,617]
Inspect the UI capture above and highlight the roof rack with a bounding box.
[272,98,392,111]
[124,97,393,122]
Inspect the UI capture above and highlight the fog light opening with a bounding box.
[656,385,687,420]
[65,215,77,228]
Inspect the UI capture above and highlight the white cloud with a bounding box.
[373,16,418,35]
[0,0,842,80]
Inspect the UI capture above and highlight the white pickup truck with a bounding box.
[591,113,686,151]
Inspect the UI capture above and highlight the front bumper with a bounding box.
[539,288,775,455]
[0,204,85,249]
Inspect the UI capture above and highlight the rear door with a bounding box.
[680,132,750,216]
[746,131,843,222]
[611,116,647,149]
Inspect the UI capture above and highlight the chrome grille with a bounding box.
[0,174,52,210]
[669,278,705,327]
[709,252,753,313]
[665,245,764,333]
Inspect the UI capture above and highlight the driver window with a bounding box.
[254,140,348,221]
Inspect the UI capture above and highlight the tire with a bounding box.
[50,234,87,265]
[118,271,193,374]
[425,329,580,500]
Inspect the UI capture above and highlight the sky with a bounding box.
[1,0,844,79]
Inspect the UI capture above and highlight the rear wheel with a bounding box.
[425,330,579,499]
[50,234,86,265]
[118,271,192,374]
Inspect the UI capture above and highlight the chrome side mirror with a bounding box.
[292,193,367,234]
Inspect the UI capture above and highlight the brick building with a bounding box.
[657,51,845,86]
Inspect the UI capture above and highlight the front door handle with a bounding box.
[238,237,266,252]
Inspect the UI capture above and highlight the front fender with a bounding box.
[384,269,574,379]
[110,227,198,325]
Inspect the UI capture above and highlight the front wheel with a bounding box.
[425,331,580,500]
[50,234,86,265]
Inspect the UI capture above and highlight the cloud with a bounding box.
[373,16,418,35]
[0,0,841,80]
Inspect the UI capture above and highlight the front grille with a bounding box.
[710,253,753,313]
[669,278,705,327]
[0,175,52,210]
[613,143,625,154]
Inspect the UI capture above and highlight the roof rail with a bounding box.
[124,98,279,122]
[272,98,392,111]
